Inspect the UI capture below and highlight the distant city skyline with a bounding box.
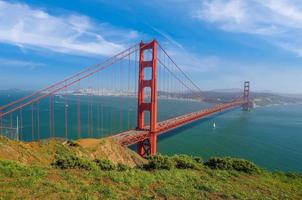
[1,0,302,94]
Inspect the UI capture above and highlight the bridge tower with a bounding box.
[243,81,250,111]
[137,40,158,157]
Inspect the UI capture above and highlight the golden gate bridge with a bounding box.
[0,40,251,157]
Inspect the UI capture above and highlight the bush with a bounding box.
[285,172,302,179]
[193,156,203,164]
[204,157,260,174]
[204,157,232,170]
[0,160,45,178]
[142,154,175,170]
[67,140,80,147]
[94,159,116,171]
[52,155,94,170]
[172,155,203,170]
[231,158,260,174]
[141,154,203,171]
[117,163,130,171]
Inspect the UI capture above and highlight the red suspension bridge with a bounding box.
[0,40,251,157]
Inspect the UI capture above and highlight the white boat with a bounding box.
[213,123,216,128]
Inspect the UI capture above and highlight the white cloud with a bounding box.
[150,26,184,49]
[194,0,302,56]
[163,47,220,73]
[188,57,302,93]
[0,58,45,70]
[159,42,302,93]
[0,1,141,56]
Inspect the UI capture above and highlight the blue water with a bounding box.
[157,104,302,172]
[1,93,302,172]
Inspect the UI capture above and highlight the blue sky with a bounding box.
[1,0,302,93]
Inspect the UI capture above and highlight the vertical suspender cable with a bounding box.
[111,67,114,134]
[10,113,12,138]
[64,82,68,140]
[90,87,93,137]
[31,104,34,141]
[87,88,90,137]
[52,95,55,137]
[49,96,52,137]
[97,72,100,137]
[0,108,2,135]
[37,101,40,141]
[101,88,104,136]
[117,60,123,132]
[134,47,138,127]
[77,83,81,139]
[127,52,130,130]
[20,109,23,140]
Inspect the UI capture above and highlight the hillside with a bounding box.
[0,136,145,167]
[0,136,302,200]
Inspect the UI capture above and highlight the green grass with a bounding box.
[0,155,301,200]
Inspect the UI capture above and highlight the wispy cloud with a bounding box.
[163,47,221,73]
[194,0,302,56]
[0,1,141,56]
[185,56,302,93]
[150,26,184,49]
[0,58,45,70]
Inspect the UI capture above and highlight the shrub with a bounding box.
[0,160,26,177]
[94,159,116,171]
[204,157,232,170]
[142,154,175,170]
[172,155,203,170]
[231,158,260,174]
[116,163,130,171]
[285,172,302,179]
[52,155,94,170]
[193,156,203,164]
[141,154,203,171]
[0,160,44,178]
[204,157,260,174]
[67,140,80,147]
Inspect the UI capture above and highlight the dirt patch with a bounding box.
[77,138,146,167]
[0,136,61,166]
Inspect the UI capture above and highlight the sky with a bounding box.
[0,0,302,93]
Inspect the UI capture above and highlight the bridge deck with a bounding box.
[111,100,246,146]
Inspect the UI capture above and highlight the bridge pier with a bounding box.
[136,40,158,157]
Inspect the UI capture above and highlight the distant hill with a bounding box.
[1,88,302,107]
[194,91,302,106]
[209,88,242,93]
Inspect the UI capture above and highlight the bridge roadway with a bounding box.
[111,100,246,146]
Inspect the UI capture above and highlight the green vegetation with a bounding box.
[94,159,116,171]
[204,157,261,174]
[51,154,96,170]
[141,154,203,170]
[1,155,302,199]
[141,154,175,170]
[0,136,301,199]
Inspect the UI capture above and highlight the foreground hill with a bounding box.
[0,136,301,200]
[0,136,145,167]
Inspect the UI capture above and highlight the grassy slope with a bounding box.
[0,137,301,200]
[0,136,145,167]
[1,161,302,200]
